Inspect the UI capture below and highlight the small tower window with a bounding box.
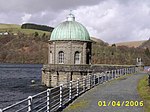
[58,51,64,64]
[74,51,81,64]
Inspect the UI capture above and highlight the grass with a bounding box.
[0,23,50,36]
[137,75,150,112]
[63,100,89,112]
[0,23,20,29]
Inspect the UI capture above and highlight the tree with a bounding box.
[34,32,39,37]
[112,44,116,47]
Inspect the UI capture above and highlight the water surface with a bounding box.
[0,63,46,108]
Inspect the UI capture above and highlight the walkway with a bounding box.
[63,73,146,112]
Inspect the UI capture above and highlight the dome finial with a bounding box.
[67,10,75,21]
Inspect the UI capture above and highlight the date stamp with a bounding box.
[98,101,144,107]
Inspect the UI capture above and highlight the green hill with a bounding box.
[0,23,50,36]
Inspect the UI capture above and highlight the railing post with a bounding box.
[47,89,51,112]
[107,71,110,81]
[100,73,103,84]
[98,73,100,85]
[28,96,32,112]
[116,69,118,77]
[114,70,116,78]
[102,73,105,82]
[105,71,107,81]
[107,71,109,81]
[59,84,63,107]
[108,71,110,80]
[118,69,120,77]
[69,81,72,101]
[106,71,108,81]
[120,69,122,75]
[109,71,111,80]
[76,78,79,96]
[88,75,91,89]
[83,77,86,92]
[93,74,96,86]
[125,68,126,75]
[112,70,114,79]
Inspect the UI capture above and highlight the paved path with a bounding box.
[63,73,146,112]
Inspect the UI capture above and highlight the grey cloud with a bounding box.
[0,0,102,13]
[0,0,150,43]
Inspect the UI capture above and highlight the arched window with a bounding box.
[58,51,64,64]
[74,51,81,64]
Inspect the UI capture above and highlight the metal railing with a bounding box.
[0,67,137,112]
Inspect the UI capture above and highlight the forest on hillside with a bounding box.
[92,42,150,65]
[0,33,150,65]
[21,23,54,32]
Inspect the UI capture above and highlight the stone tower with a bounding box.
[42,13,92,87]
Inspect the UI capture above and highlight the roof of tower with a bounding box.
[50,12,90,41]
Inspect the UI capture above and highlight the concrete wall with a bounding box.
[42,71,86,87]
[42,64,136,87]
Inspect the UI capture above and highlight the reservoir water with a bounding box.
[0,64,46,108]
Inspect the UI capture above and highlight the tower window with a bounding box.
[74,51,81,64]
[58,51,64,64]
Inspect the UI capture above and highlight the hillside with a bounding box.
[0,23,50,64]
[115,40,146,48]
[90,37,108,46]
[0,23,50,36]
[0,23,149,65]
[139,39,150,49]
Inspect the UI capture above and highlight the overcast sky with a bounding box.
[0,0,150,43]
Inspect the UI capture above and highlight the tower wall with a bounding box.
[48,41,92,65]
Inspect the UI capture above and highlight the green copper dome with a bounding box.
[50,13,90,41]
